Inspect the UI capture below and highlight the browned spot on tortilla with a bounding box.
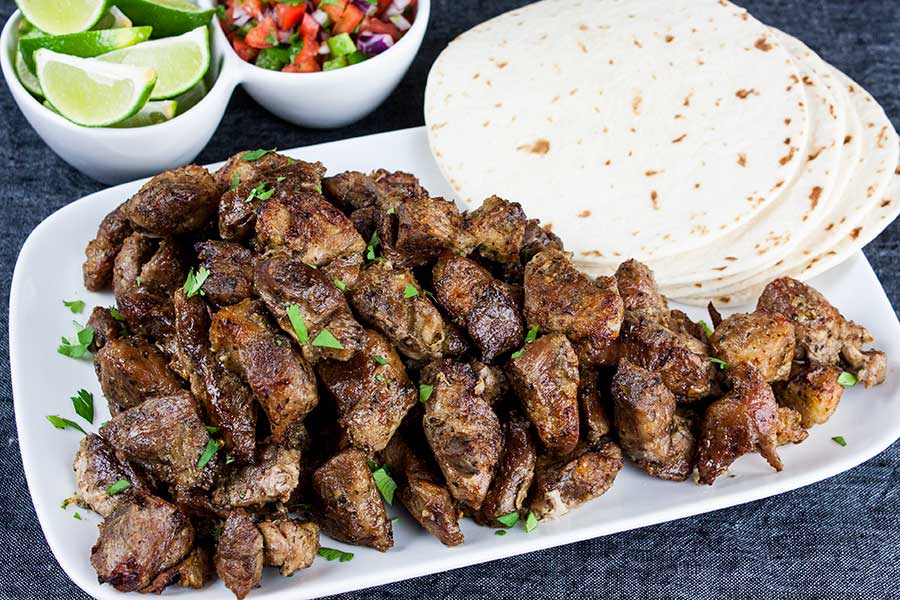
[496,61,508,69]
[735,89,757,99]
[808,147,825,161]
[579,24,589,31]
[431,122,447,131]
[844,135,853,145]
[633,38,642,48]
[825,223,834,231]
[802,75,814,86]
[577,41,588,53]
[774,181,784,189]
[809,186,822,210]
[570,89,578,95]
[789,74,800,84]
[581,250,603,257]
[895,165,900,175]
[694,183,701,189]
[650,191,659,209]
[694,283,703,288]
[672,134,687,143]
[737,153,747,167]
[829,104,836,118]
[754,36,773,51]
[778,147,797,165]
[880,199,891,208]
[632,95,643,115]
[784,137,791,145]
[495,102,503,108]
[725,256,738,261]
[552,95,560,103]
[867,185,876,198]
[876,126,889,148]
[785,118,792,125]
[473,73,480,80]
[517,139,550,154]
[713,266,728,272]
[850,227,862,240]
[665,34,674,42]
[683,93,692,107]
[674,113,684,119]
[848,84,857,93]
[645,170,661,176]
[718,296,732,303]
[577,210,592,218]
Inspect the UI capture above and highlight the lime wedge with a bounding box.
[19,26,152,72]
[35,48,157,127]
[114,0,214,38]
[14,0,110,35]
[93,6,134,29]
[111,99,177,127]
[15,49,42,97]
[172,78,206,114]
[98,26,208,99]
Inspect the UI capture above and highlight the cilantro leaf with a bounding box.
[333,278,347,292]
[241,148,276,161]
[63,299,85,314]
[832,435,847,447]
[286,304,309,344]
[246,181,274,203]
[386,207,396,215]
[837,371,857,387]
[698,319,713,337]
[495,530,507,536]
[105,479,131,496]
[496,511,519,527]
[70,389,93,424]
[183,266,210,298]
[511,325,539,359]
[365,230,380,261]
[403,284,419,298]
[46,415,85,434]
[709,357,729,370]
[317,547,354,562]
[109,307,125,321]
[372,355,388,366]
[58,321,94,359]
[370,464,397,506]
[205,425,219,434]
[419,383,434,404]
[73,512,82,520]
[197,438,220,469]
[311,328,344,349]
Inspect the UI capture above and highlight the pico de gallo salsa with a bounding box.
[217,0,417,72]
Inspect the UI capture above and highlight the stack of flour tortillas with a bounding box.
[424,0,899,306]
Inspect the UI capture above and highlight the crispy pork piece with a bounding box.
[123,165,218,235]
[697,363,783,485]
[214,151,297,193]
[463,195,528,266]
[90,495,194,593]
[524,249,624,366]
[619,319,718,400]
[348,205,380,241]
[316,330,417,452]
[219,186,260,242]
[254,255,366,363]
[99,393,218,493]
[433,253,524,362]
[469,359,508,406]
[73,434,146,517]
[521,218,563,260]
[210,300,319,443]
[529,440,624,520]
[86,306,123,353]
[380,436,464,546]
[578,369,612,444]
[195,240,256,308]
[322,171,381,212]
[477,411,537,526]
[258,519,319,576]
[615,259,670,324]
[508,333,580,455]
[94,337,183,415]
[371,169,430,210]
[709,312,795,383]
[312,448,393,551]
[757,277,885,387]
[776,406,809,446]
[83,205,133,291]
[773,363,844,427]
[610,360,696,481]
[392,196,476,266]
[140,545,212,593]
[669,309,708,342]
[212,444,301,509]
[349,261,448,360]
[215,510,263,600]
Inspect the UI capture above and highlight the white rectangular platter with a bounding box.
[9,126,900,599]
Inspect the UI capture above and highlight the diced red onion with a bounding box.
[232,4,252,26]
[385,0,410,18]
[357,31,394,55]
[389,14,411,31]
[311,9,330,26]
[277,29,293,44]
[351,0,377,16]
[318,44,330,55]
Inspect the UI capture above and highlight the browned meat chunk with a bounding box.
[611,360,696,481]
[524,249,623,366]
[212,444,301,509]
[697,363,783,485]
[312,448,393,551]
[316,330,417,452]
[73,434,146,517]
[371,169,430,209]
[578,369,612,444]
[529,440,624,520]
[123,165,218,235]
[91,495,194,593]
[469,359,508,406]
[776,406,809,446]
[508,333,580,455]
[773,363,844,427]
[215,510,263,600]
[86,306,123,353]
[254,255,366,363]
[421,360,502,510]
[258,519,319,576]
[521,219,563,260]
[433,253,524,362]
[195,240,256,308]
[464,195,528,266]
[477,411,537,526]
[615,259,670,324]
[349,261,448,359]
[210,300,318,443]
[99,393,218,494]
[94,337,183,415]
[322,171,381,212]
[83,205,132,291]
[392,197,476,266]
[214,151,298,193]
[709,312,795,383]
[380,436,464,546]
[669,309,708,342]
[841,346,887,389]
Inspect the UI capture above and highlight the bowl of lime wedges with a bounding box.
[1,0,238,184]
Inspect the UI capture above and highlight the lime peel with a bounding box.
[15,0,110,35]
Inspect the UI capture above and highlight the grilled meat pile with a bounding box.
[75,152,886,597]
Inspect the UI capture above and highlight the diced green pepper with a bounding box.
[255,47,291,71]
[347,50,368,65]
[323,55,348,70]
[327,32,356,57]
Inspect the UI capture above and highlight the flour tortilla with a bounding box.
[426,0,809,263]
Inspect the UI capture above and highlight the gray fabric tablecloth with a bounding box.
[1,0,898,598]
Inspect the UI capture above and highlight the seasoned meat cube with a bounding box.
[477,411,537,526]
[392,197,476,266]
[529,440,624,520]
[348,206,379,241]
[86,306,123,353]
[73,434,146,517]
[421,360,502,509]
[524,249,624,366]
[773,363,844,427]
[123,165,218,235]
[349,261,448,360]
[697,363,783,485]
[99,394,218,493]
[619,319,718,400]
[611,360,696,481]
[508,334,580,455]
[371,168,430,210]
[464,195,527,266]
[521,218,563,260]
[380,436,464,546]
[433,253,524,361]
[709,312,795,383]
[312,448,393,551]
[578,369,612,444]
[776,406,809,446]
[214,151,297,193]
[316,330,417,452]
[841,346,887,388]
[669,309,708,342]
[254,255,366,363]
[210,300,318,443]
[322,171,380,212]
[94,337,183,415]
[195,240,256,308]
[90,495,194,593]
[258,519,319,577]
[469,359,508,406]
[140,545,212,594]
[218,186,259,242]
[83,205,132,291]
[215,510,263,600]
[615,259,670,324]
[212,444,301,509]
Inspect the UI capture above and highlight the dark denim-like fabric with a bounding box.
[0,0,897,598]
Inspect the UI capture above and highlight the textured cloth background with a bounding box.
[1,0,898,598]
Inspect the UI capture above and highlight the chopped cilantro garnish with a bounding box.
[370,464,397,506]
[832,436,847,447]
[286,304,309,344]
[70,389,93,424]
[365,230,381,261]
[46,415,85,434]
[698,319,713,337]
[230,172,240,190]
[403,284,419,298]
[73,512,82,520]
[277,175,286,183]
[524,511,538,532]
[197,439,219,469]
[496,511,519,527]
[183,266,210,298]
[63,299,84,314]
[375,374,385,382]
[58,321,94,359]
[511,325,540,359]
[495,530,507,536]
[205,425,219,434]
[837,371,857,387]
[386,207,396,215]
[246,181,275,203]
[109,307,125,321]
[311,328,344,350]
[318,547,354,562]
[372,355,388,366]
[225,453,235,465]
[709,357,729,370]
[333,278,347,292]
[419,383,434,403]
[315,181,323,194]
[105,479,131,496]
[241,148,276,161]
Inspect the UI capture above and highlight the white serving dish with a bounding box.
[0,1,429,184]
[10,127,900,599]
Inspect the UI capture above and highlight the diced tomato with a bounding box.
[244,16,277,49]
[360,16,401,41]
[333,4,364,34]
[231,37,259,61]
[317,0,347,23]
[293,36,320,63]
[295,57,321,72]
[282,63,301,72]
[375,0,392,16]
[274,2,305,31]
[241,0,263,20]
[299,12,319,39]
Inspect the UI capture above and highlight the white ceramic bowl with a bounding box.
[0,0,430,184]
